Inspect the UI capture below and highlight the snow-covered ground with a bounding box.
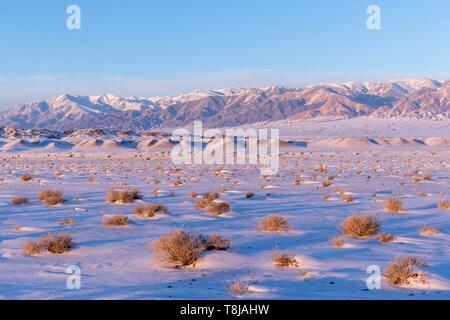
[0,147,449,300]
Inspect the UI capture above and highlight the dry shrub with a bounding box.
[322,195,330,201]
[204,192,219,202]
[134,204,167,218]
[227,281,250,296]
[384,198,404,213]
[59,218,76,226]
[419,226,439,237]
[21,175,32,181]
[384,256,428,286]
[322,181,331,188]
[422,172,432,180]
[332,237,345,248]
[195,198,210,209]
[438,201,450,210]
[342,195,354,203]
[38,190,65,206]
[245,192,255,199]
[340,215,380,238]
[260,215,290,232]
[189,191,199,198]
[379,233,395,243]
[153,230,230,268]
[104,214,129,227]
[200,234,231,251]
[270,250,299,268]
[23,233,73,256]
[107,188,142,204]
[11,196,28,205]
[333,187,344,195]
[205,201,230,216]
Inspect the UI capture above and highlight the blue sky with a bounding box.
[0,0,449,108]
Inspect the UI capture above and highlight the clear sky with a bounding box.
[0,0,449,108]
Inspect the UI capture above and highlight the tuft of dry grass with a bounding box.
[103,214,129,227]
[419,226,439,237]
[332,237,345,248]
[189,191,199,198]
[379,233,395,243]
[11,196,28,205]
[153,230,230,268]
[245,192,255,199]
[342,195,354,203]
[23,233,73,256]
[38,190,65,206]
[270,250,299,268]
[204,192,219,202]
[21,175,32,182]
[322,195,330,201]
[259,215,290,232]
[227,281,250,296]
[322,181,331,188]
[205,201,230,216]
[134,204,167,218]
[59,218,76,226]
[107,188,142,204]
[195,199,211,209]
[437,201,450,210]
[384,198,404,213]
[422,172,432,180]
[340,215,380,238]
[384,256,428,286]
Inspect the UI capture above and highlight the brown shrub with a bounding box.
[21,175,32,182]
[245,192,255,199]
[422,172,432,180]
[332,237,345,248]
[205,201,230,216]
[270,250,299,268]
[379,233,395,243]
[384,198,404,213]
[11,196,28,205]
[103,214,129,227]
[438,201,450,210]
[322,181,331,188]
[419,226,439,237]
[154,230,230,268]
[107,188,142,204]
[134,204,167,218]
[189,191,199,198]
[322,195,330,201]
[195,199,211,209]
[259,215,290,232]
[59,218,76,226]
[340,215,380,238]
[23,233,73,256]
[384,256,428,286]
[227,281,250,296]
[38,190,65,206]
[342,195,354,203]
[204,192,219,202]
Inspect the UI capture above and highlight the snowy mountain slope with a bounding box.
[0,78,448,130]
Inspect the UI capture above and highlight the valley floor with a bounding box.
[0,149,449,299]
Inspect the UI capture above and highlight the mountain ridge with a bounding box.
[1,78,448,130]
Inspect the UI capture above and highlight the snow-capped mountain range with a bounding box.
[0,78,448,130]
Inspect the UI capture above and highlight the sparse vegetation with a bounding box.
[332,237,345,248]
[342,195,354,203]
[259,215,290,232]
[11,196,28,205]
[245,192,255,198]
[384,198,404,213]
[384,256,428,286]
[379,233,395,243]
[227,281,250,296]
[153,230,230,268]
[134,204,167,218]
[59,218,76,226]
[422,172,432,180]
[23,233,73,256]
[340,215,380,238]
[270,250,299,267]
[38,190,65,206]
[438,201,450,210]
[103,214,129,227]
[205,201,230,216]
[419,226,439,237]
[107,188,142,204]
[21,175,32,182]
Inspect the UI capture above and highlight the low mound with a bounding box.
[424,137,450,146]
[74,139,104,148]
